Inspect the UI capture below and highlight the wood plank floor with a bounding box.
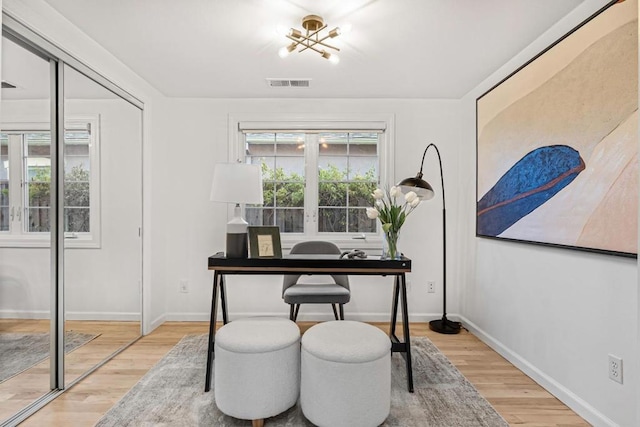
[15,321,590,426]
[0,319,140,424]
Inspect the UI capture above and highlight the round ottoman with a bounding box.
[214,317,300,427]
[301,320,391,427]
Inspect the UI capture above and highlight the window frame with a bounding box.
[229,113,395,250]
[0,115,101,248]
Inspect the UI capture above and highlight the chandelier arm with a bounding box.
[312,38,340,51]
[298,40,340,53]
[298,43,325,54]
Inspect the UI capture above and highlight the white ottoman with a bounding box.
[214,317,300,427]
[301,320,391,427]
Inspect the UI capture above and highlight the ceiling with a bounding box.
[33,0,585,99]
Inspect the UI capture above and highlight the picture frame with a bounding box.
[476,0,637,258]
[248,226,282,258]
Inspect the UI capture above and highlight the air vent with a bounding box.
[1,81,17,89]
[266,78,311,88]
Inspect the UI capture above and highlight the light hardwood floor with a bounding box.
[0,320,140,423]
[15,321,590,426]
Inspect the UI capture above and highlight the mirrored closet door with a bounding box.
[0,17,143,425]
[0,33,53,423]
[62,65,142,386]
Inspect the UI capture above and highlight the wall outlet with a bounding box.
[608,354,623,384]
[179,279,189,293]
[427,281,436,293]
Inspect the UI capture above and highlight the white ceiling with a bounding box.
[34,0,585,99]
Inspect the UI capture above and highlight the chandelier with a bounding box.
[278,15,350,64]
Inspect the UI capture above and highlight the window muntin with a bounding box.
[245,130,380,237]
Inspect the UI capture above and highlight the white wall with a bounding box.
[0,98,142,320]
[459,1,638,426]
[154,98,463,323]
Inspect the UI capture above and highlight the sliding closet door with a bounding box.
[0,35,53,422]
[62,64,142,386]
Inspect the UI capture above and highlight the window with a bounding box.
[0,118,100,247]
[235,114,394,247]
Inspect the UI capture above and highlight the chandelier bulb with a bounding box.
[329,53,340,64]
[278,46,291,58]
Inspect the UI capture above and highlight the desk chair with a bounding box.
[283,241,350,321]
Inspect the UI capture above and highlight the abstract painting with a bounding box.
[476,0,638,257]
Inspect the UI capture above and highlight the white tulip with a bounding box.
[390,186,402,197]
[372,188,384,199]
[410,198,420,207]
[405,191,417,203]
[366,207,379,219]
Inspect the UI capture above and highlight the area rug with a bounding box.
[0,331,99,383]
[96,334,508,427]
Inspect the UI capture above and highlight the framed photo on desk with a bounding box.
[248,226,282,258]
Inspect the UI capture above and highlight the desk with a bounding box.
[206,253,414,393]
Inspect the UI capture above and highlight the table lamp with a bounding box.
[210,162,264,258]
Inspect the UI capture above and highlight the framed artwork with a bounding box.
[476,0,638,258]
[248,226,282,258]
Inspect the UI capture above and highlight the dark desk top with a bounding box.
[208,252,411,274]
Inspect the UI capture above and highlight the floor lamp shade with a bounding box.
[210,163,264,258]
[398,143,461,334]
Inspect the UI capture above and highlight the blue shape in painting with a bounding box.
[477,145,585,236]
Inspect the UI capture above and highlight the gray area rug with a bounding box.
[96,334,508,427]
[0,331,99,383]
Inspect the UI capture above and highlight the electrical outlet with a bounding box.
[427,281,435,293]
[608,354,623,384]
[179,279,189,293]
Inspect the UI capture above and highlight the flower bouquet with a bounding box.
[366,186,421,259]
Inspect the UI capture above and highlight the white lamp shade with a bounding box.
[210,163,264,205]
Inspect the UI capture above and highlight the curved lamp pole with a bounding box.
[398,143,461,334]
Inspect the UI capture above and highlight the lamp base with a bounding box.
[226,232,248,258]
[429,315,462,334]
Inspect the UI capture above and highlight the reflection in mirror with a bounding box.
[0,34,53,422]
[0,30,143,422]
[63,64,142,386]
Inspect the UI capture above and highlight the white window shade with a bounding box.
[239,121,386,132]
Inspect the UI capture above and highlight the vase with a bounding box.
[382,230,401,260]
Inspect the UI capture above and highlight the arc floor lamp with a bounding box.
[398,143,461,334]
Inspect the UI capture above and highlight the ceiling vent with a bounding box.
[1,81,17,89]
[266,78,311,88]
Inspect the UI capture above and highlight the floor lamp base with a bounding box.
[429,316,462,334]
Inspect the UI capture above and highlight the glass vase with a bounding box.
[382,230,401,260]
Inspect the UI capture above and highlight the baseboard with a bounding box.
[0,309,139,322]
[147,313,167,335]
[0,309,49,319]
[459,315,618,427]
[66,311,140,321]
